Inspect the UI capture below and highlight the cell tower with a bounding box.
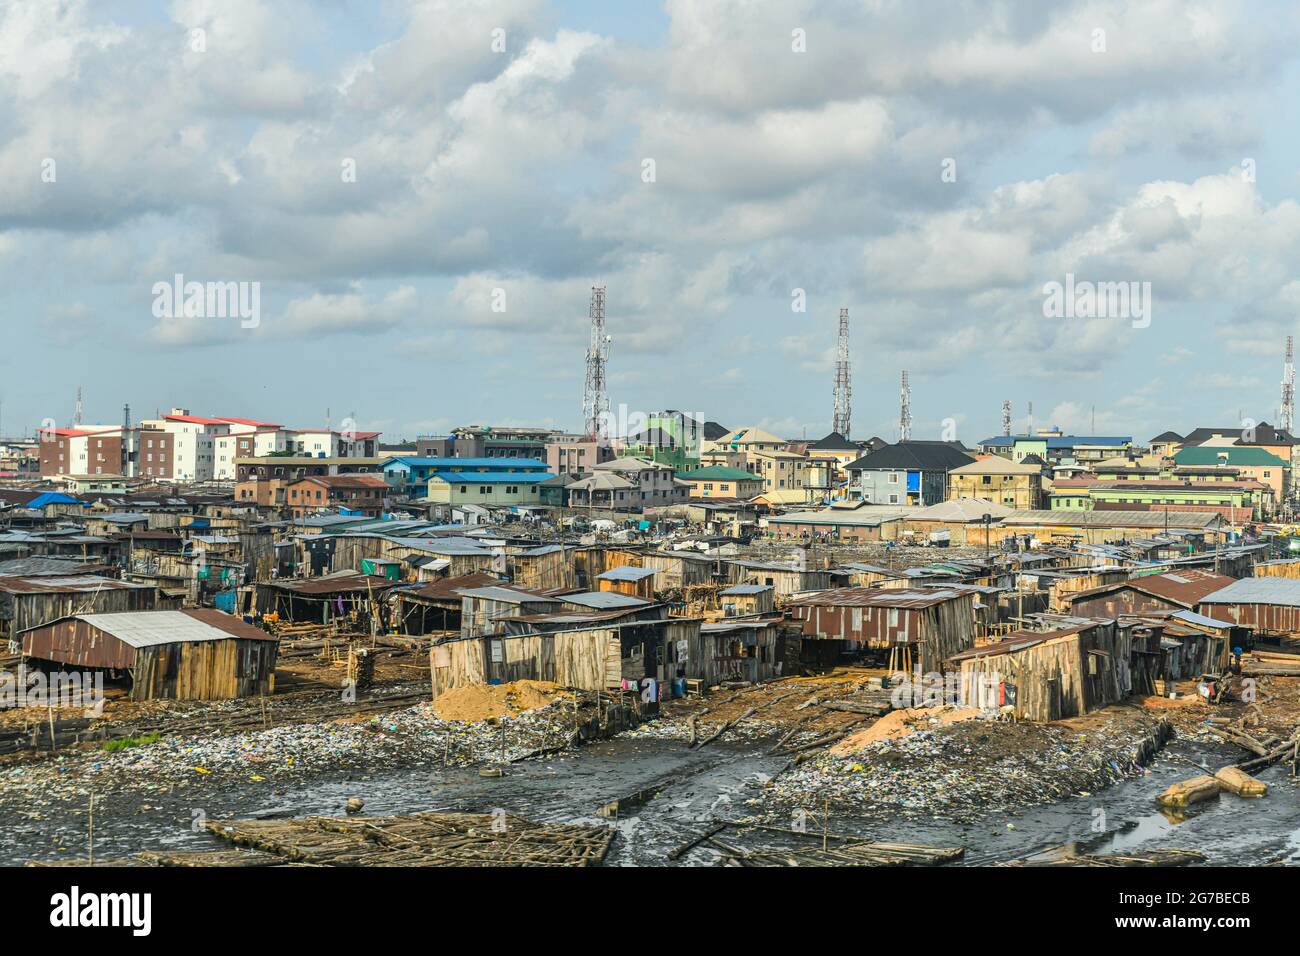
[1282,336,1295,434]
[832,308,852,438]
[582,286,611,439]
[73,386,83,428]
[123,403,131,431]
[1001,400,1012,436]
[899,370,912,442]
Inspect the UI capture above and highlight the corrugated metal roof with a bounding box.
[720,584,772,595]
[0,575,151,594]
[1001,510,1224,529]
[1121,570,1237,605]
[74,609,274,647]
[789,586,969,609]
[560,591,652,609]
[457,585,553,604]
[1200,577,1300,607]
[597,566,657,582]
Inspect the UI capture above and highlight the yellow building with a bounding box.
[947,457,1043,509]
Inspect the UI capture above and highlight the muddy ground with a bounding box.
[3,647,1298,866]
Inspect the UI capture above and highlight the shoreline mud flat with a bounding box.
[0,682,623,819]
[4,668,1299,867]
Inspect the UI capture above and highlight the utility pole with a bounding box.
[899,370,912,442]
[582,286,611,440]
[832,308,852,439]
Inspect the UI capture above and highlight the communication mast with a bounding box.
[832,308,851,438]
[1282,336,1295,433]
[899,370,912,442]
[582,286,611,439]
[1001,400,1012,436]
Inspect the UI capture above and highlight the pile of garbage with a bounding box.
[761,712,1168,823]
[0,701,583,808]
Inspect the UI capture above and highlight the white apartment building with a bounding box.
[138,409,230,482]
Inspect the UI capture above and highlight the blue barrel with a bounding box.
[672,678,686,699]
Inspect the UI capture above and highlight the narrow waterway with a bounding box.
[6,733,1298,866]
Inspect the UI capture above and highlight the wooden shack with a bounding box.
[430,628,620,699]
[456,585,565,639]
[1069,569,1236,618]
[389,572,502,635]
[718,584,775,616]
[596,566,658,601]
[508,545,575,590]
[948,618,1129,721]
[20,609,277,700]
[1026,567,1130,612]
[0,574,164,642]
[729,561,832,600]
[787,587,975,672]
[639,550,716,590]
[1197,577,1300,639]
[254,570,401,626]
[833,563,908,589]
[1251,558,1300,580]
[691,618,785,685]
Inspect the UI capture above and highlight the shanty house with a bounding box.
[728,560,831,599]
[1197,577,1300,638]
[597,565,658,600]
[21,609,277,700]
[0,575,164,642]
[1069,570,1236,618]
[788,586,976,671]
[718,583,775,616]
[948,618,1128,721]
[692,618,786,685]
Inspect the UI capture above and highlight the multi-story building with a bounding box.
[287,428,381,459]
[382,457,550,495]
[676,465,765,500]
[846,441,974,506]
[136,409,231,482]
[947,457,1044,509]
[234,457,386,508]
[1171,445,1287,511]
[977,433,1133,465]
[285,474,388,518]
[567,457,688,510]
[546,438,615,478]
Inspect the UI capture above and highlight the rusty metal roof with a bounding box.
[263,571,400,595]
[1121,570,1236,606]
[788,586,971,609]
[948,625,1090,661]
[0,574,151,594]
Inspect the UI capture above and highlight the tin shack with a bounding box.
[787,586,975,672]
[21,609,278,700]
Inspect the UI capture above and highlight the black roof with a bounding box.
[809,431,857,451]
[702,421,730,441]
[845,441,976,472]
[1150,431,1182,443]
[1181,423,1296,446]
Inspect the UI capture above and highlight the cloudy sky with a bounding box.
[3,0,1300,445]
